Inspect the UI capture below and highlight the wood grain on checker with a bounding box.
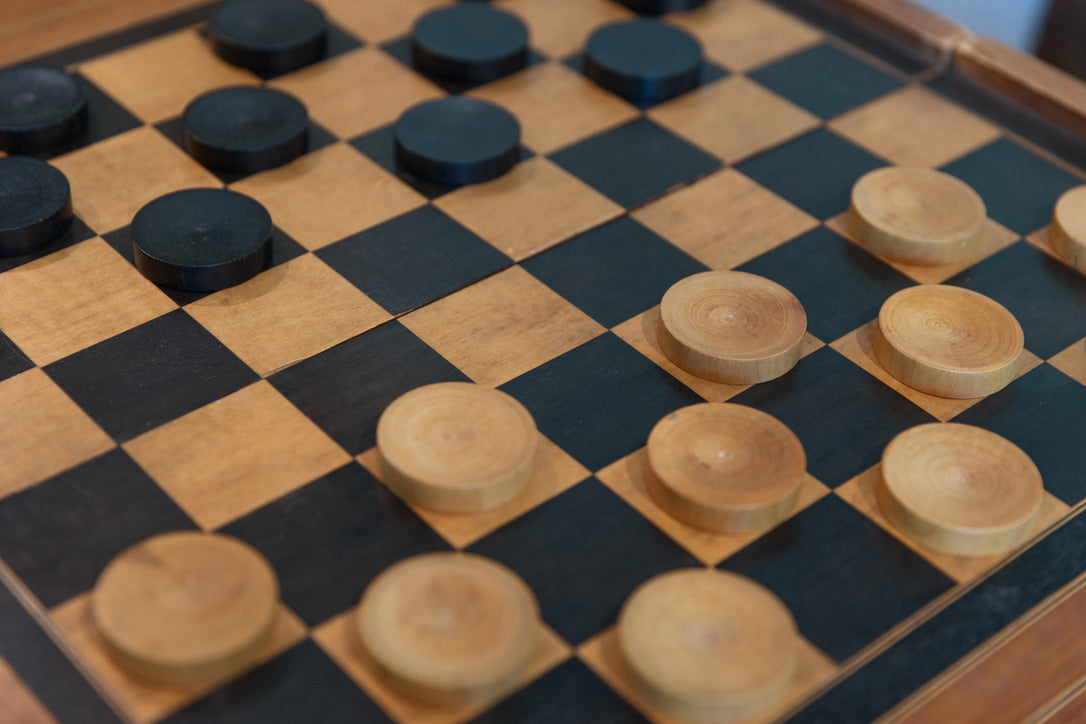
[0,1,1085,723]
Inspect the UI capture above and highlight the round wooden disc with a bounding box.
[1050,184,1086,274]
[850,167,986,265]
[659,271,807,384]
[878,423,1044,557]
[618,569,799,724]
[645,403,805,534]
[873,285,1023,399]
[356,552,540,703]
[376,382,537,513]
[92,532,279,684]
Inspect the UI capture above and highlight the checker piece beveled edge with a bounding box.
[92,531,280,685]
[618,569,800,723]
[1050,184,1086,274]
[356,552,541,704]
[645,402,805,535]
[873,284,1023,399]
[877,422,1044,557]
[376,382,538,513]
[659,270,807,384]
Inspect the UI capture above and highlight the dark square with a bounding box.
[45,310,258,442]
[469,479,698,644]
[380,36,547,94]
[548,118,721,209]
[736,128,886,220]
[269,321,469,455]
[165,641,390,724]
[0,332,33,382]
[102,226,307,305]
[154,116,337,185]
[499,332,703,471]
[721,495,954,662]
[944,242,1086,358]
[24,73,141,162]
[0,449,196,608]
[955,365,1086,505]
[222,463,450,626]
[940,138,1081,235]
[731,347,934,486]
[522,216,707,328]
[737,226,914,342]
[564,52,729,110]
[350,124,535,200]
[0,217,96,274]
[317,205,510,315]
[748,43,903,120]
[471,659,645,724]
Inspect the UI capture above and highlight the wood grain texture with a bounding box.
[1050,185,1086,273]
[817,0,966,62]
[0,654,57,724]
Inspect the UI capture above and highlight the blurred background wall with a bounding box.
[912,0,1050,50]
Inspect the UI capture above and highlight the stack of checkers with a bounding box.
[0,0,1081,721]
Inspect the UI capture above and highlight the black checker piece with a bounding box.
[585,20,702,103]
[0,66,87,153]
[394,97,520,186]
[412,4,528,83]
[617,0,709,13]
[0,156,73,257]
[208,0,328,75]
[131,188,272,291]
[182,86,308,174]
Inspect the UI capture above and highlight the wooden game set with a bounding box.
[0,0,1084,722]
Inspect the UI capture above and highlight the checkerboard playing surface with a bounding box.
[1,1,1086,722]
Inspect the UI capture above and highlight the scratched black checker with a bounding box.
[521,215,707,328]
[548,117,721,209]
[221,463,450,627]
[0,449,196,609]
[21,73,141,161]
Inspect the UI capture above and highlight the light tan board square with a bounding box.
[825,214,1020,285]
[632,168,819,270]
[184,254,390,376]
[400,266,605,387]
[500,0,635,59]
[0,369,113,500]
[270,47,444,140]
[315,0,451,44]
[836,465,1070,584]
[358,435,590,549]
[123,381,351,530]
[664,0,823,72]
[313,607,571,724]
[0,653,56,724]
[578,626,837,724]
[648,75,819,164]
[78,29,259,124]
[51,593,306,724]
[0,239,176,366]
[830,320,1043,422]
[230,143,426,252]
[829,85,1002,168]
[435,157,622,261]
[468,61,638,155]
[1026,225,1086,272]
[612,306,824,404]
[597,448,829,566]
[1049,338,1086,386]
[52,126,220,234]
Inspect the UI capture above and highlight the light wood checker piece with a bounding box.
[91,532,279,685]
[658,270,807,384]
[376,382,538,513]
[617,569,799,724]
[1050,184,1086,273]
[356,552,540,704]
[873,284,1024,398]
[849,166,987,265]
[877,423,1044,557]
[645,403,805,535]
